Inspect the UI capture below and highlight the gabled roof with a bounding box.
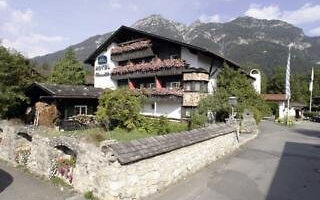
[27,82,103,99]
[84,26,242,70]
[261,94,287,102]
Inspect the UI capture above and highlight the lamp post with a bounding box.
[228,96,238,120]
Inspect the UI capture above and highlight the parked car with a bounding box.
[310,116,320,123]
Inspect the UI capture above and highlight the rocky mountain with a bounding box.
[32,15,320,76]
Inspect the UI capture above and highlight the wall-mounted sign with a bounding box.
[95,64,110,71]
[97,55,108,65]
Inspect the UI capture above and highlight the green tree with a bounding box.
[291,73,309,103]
[313,67,320,97]
[266,66,310,103]
[0,45,40,118]
[267,66,285,94]
[196,63,270,125]
[49,48,85,85]
[96,88,142,131]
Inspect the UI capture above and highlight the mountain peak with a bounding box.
[32,15,320,77]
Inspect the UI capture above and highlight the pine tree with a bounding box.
[49,48,85,85]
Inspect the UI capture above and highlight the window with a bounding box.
[184,82,192,91]
[184,107,195,118]
[167,82,180,90]
[139,83,155,89]
[194,82,201,91]
[75,105,87,115]
[201,82,208,92]
[184,81,208,92]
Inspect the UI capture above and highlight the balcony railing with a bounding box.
[111,58,186,78]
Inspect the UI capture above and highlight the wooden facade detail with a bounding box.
[111,58,186,78]
[111,39,152,55]
[183,92,208,107]
[34,101,59,127]
[111,47,154,62]
[183,72,209,81]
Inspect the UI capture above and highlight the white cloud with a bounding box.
[283,3,320,25]
[0,2,66,57]
[245,3,320,25]
[0,0,7,10]
[199,14,221,23]
[109,0,121,9]
[245,4,280,20]
[309,27,320,36]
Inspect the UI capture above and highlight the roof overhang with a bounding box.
[84,26,243,71]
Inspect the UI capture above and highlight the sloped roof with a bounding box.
[27,82,103,99]
[261,94,287,101]
[84,26,242,70]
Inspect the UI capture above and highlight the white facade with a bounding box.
[250,69,261,94]
[141,100,182,119]
[181,47,198,68]
[94,43,118,89]
[278,101,295,119]
[181,47,211,71]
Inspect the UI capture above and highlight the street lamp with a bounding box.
[228,96,238,120]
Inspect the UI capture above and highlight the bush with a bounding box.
[304,111,319,118]
[138,116,188,135]
[138,116,170,135]
[96,88,142,131]
[190,111,207,129]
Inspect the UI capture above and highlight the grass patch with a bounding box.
[84,191,99,200]
[50,176,71,188]
[39,120,188,143]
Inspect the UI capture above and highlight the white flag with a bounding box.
[309,67,314,92]
[285,45,291,99]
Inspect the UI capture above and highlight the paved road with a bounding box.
[150,121,320,200]
[0,161,74,200]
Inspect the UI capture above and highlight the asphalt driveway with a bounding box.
[149,120,320,200]
[0,161,74,200]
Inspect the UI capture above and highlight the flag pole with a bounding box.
[309,89,313,112]
[309,67,314,112]
[285,44,292,125]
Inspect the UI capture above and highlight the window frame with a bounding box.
[74,105,88,115]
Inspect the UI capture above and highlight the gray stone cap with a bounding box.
[108,124,236,165]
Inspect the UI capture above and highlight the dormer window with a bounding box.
[97,55,108,65]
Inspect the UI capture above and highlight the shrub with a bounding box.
[138,116,188,135]
[304,111,319,118]
[190,111,207,129]
[96,88,142,131]
[84,191,99,200]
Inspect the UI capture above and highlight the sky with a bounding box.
[1,0,320,58]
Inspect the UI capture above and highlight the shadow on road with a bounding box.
[0,169,13,193]
[293,129,320,139]
[266,142,320,200]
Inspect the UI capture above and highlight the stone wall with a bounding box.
[183,92,207,106]
[0,120,254,200]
